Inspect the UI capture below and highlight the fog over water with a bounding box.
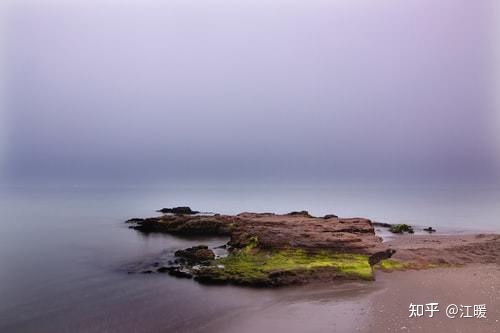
[1,0,499,186]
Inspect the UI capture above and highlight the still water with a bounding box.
[0,183,499,332]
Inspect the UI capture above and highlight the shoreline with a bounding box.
[375,223,500,243]
[364,264,500,332]
[187,263,500,333]
[368,232,500,332]
[365,232,500,331]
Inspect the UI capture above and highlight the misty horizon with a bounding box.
[1,0,499,186]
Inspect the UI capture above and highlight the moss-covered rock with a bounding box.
[377,259,410,271]
[194,247,373,286]
[375,259,453,272]
[389,224,414,234]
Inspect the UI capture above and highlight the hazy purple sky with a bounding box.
[1,0,499,185]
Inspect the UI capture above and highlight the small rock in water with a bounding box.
[168,269,193,279]
[125,218,145,223]
[287,210,313,218]
[389,224,414,234]
[372,222,392,228]
[175,245,215,263]
[156,206,199,215]
[157,267,170,273]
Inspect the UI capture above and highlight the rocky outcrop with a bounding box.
[127,211,386,255]
[229,213,385,254]
[128,215,234,235]
[174,245,215,263]
[126,209,392,286]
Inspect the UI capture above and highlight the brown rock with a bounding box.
[127,211,386,255]
[174,245,215,263]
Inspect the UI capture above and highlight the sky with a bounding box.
[1,0,499,186]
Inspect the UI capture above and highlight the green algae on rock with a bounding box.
[195,247,374,286]
[389,224,414,234]
[375,259,455,272]
[377,259,410,271]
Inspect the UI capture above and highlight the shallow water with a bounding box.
[0,183,499,332]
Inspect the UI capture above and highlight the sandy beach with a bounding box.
[365,264,500,332]
[364,232,500,332]
[194,263,499,333]
[359,233,500,332]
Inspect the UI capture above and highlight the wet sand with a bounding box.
[365,264,500,332]
[200,281,379,333]
[199,264,499,333]
[360,233,500,332]
[204,265,499,333]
